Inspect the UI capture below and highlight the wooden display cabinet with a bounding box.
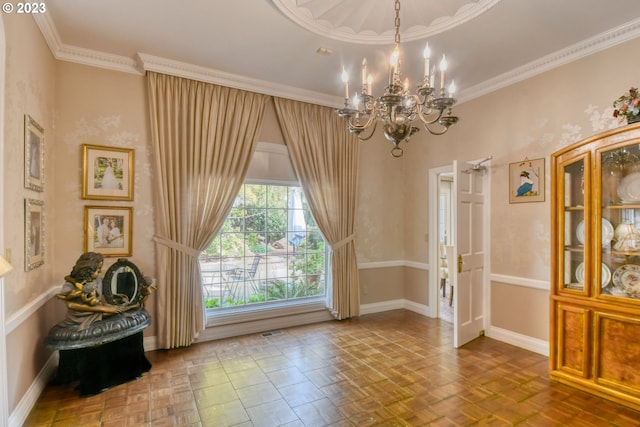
[551,122,640,410]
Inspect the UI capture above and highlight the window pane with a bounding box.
[201,183,326,311]
[245,184,266,207]
[245,209,265,233]
[267,186,287,208]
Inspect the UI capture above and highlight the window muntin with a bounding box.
[200,184,326,309]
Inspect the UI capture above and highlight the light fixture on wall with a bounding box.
[336,0,459,157]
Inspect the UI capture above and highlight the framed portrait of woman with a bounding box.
[81,144,134,201]
[509,157,545,203]
[84,206,133,257]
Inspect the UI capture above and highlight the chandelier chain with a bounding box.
[394,0,401,45]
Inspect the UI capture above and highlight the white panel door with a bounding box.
[453,160,487,348]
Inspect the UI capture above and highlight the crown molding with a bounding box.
[32,14,140,75]
[31,13,341,107]
[458,17,640,104]
[33,13,640,107]
[136,53,343,108]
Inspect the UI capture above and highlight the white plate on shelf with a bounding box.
[575,262,611,288]
[617,172,640,203]
[575,219,614,247]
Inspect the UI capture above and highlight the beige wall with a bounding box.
[490,282,548,341]
[2,13,57,413]
[3,14,55,316]
[360,267,404,304]
[53,61,156,304]
[402,36,640,339]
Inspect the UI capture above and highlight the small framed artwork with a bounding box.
[82,144,134,201]
[84,206,132,257]
[509,157,545,203]
[25,199,45,271]
[24,115,44,192]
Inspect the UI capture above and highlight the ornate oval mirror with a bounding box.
[102,258,144,306]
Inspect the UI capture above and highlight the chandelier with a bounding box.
[336,0,459,157]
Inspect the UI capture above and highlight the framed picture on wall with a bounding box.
[509,157,545,203]
[84,206,132,257]
[25,199,45,271]
[82,144,134,201]
[24,115,44,192]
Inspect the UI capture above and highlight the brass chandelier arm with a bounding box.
[416,107,445,125]
[346,109,377,133]
[423,113,460,135]
[423,122,450,136]
[352,120,378,141]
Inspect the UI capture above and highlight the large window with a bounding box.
[200,183,326,310]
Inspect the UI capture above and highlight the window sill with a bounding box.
[205,297,327,328]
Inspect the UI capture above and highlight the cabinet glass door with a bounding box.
[600,144,640,300]
[562,158,586,291]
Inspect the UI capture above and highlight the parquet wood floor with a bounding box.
[24,310,640,426]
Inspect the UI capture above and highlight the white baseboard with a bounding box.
[360,299,405,315]
[361,300,549,357]
[403,300,431,316]
[486,325,549,356]
[360,299,431,317]
[9,351,58,427]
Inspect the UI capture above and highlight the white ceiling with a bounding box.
[36,0,640,106]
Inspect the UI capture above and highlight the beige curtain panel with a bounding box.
[147,71,269,348]
[273,97,360,319]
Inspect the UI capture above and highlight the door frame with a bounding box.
[428,160,492,342]
[428,164,454,319]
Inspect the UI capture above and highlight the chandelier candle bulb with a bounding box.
[423,43,431,80]
[367,74,373,95]
[448,80,456,97]
[390,47,400,85]
[341,68,349,99]
[362,58,368,92]
[439,54,447,90]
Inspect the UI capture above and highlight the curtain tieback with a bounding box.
[330,233,355,251]
[153,236,200,258]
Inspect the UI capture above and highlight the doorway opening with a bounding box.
[428,164,454,323]
[437,172,454,323]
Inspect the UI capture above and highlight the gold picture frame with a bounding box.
[509,157,545,203]
[84,206,133,257]
[82,144,134,201]
[25,199,45,271]
[25,115,44,192]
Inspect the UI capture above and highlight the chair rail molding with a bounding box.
[4,285,60,335]
[489,273,549,290]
